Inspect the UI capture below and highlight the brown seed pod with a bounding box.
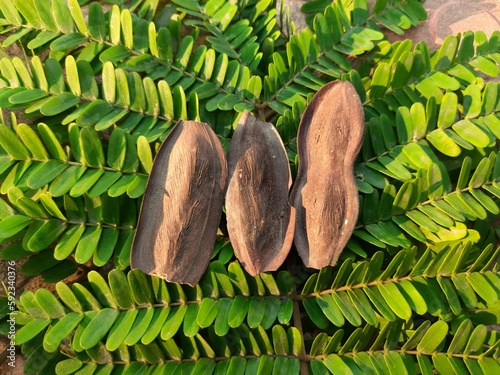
[290,81,364,269]
[131,120,227,286]
[226,111,295,276]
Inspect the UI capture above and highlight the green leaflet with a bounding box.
[316,294,345,327]
[27,160,68,189]
[0,215,32,239]
[466,273,498,305]
[197,298,220,328]
[69,169,104,197]
[54,224,84,260]
[0,124,30,160]
[40,92,80,116]
[0,0,23,25]
[35,289,66,319]
[52,0,74,33]
[80,127,105,168]
[108,269,134,309]
[453,119,491,148]
[142,306,171,344]
[260,298,282,330]
[74,226,102,264]
[105,308,138,351]
[15,124,48,160]
[38,123,68,161]
[331,292,363,327]
[77,100,116,127]
[183,304,200,337]
[128,268,154,305]
[67,0,87,35]
[93,228,119,266]
[79,308,119,349]
[228,295,250,328]
[43,312,83,350]
[49,165,87,197]
[303,298,330,330]
[160,305,187,340]
[398,279,427,315]
[211,298,231,336]
[417,320,448,353]
[13,0,41,28]
[50,33,87,51]
[55,359,83,374]
[87,270,117,309]
[55,282,82,313]
[14,318,51,345]
[377,283,412,320]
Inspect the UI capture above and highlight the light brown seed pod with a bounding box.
[225,111,295,276]
[131,120,227,286]
[290,81,364,269]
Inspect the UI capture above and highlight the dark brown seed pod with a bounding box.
[290,81,364,269]
[226,111,295,276]
[131,120,227,286]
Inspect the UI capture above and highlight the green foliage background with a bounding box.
[0,0,499,373]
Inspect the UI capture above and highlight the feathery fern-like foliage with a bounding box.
[0,0,499,374]
[13,243,500,373]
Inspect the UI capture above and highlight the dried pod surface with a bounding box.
[131,121,227,286]
[290,81,364,269]
[226,111,295,276]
